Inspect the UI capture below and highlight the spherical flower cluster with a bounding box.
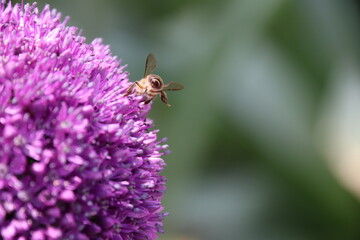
[0,1,169,239]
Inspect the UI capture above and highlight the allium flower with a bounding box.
[0,1,169,239]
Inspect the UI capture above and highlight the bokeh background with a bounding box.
[15,0,360,239]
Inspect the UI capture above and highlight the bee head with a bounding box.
[148,74,163,90]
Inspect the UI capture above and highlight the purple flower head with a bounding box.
[0,1,169,239]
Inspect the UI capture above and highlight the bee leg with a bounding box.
[160,91,171,107]
[135,81,145,89]
[144,95,156,104]
[124,82,136,96]
[136,82,149,96]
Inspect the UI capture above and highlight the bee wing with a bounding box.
[163,81,184,91]
[144,53,157,77]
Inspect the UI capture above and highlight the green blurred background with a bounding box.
[18,0,360,239]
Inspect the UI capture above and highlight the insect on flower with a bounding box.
[124,53,184,107]
[0,2,169,239]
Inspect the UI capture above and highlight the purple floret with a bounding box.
[0,1,169,239]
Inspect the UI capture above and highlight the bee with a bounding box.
[124,53,184,107]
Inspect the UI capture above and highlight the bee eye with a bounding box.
[150,78,162,89]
